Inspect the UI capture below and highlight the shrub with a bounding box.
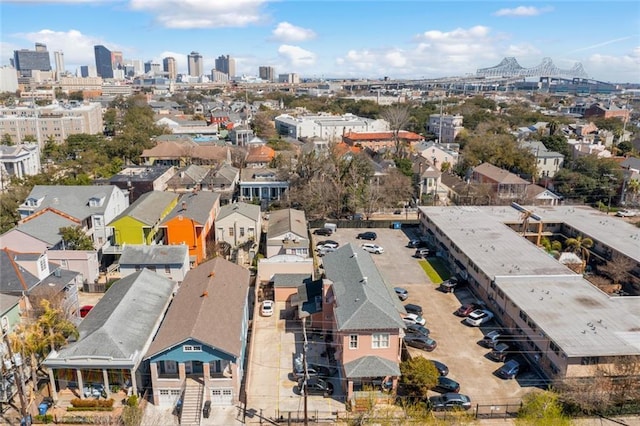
[127,394,138,407]
[33,414,54,423]
[70,398,114,408]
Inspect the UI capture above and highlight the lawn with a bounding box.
[419,258,451,284]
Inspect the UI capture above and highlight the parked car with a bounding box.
[296,377,334,396]
[294,364,337,379]
[464,309,494,327]
[496,359,522,379]
[405,324,430,337]
[454,302,482,317]
[428,393,471,411]
[316,240,339,249]
[356,231,377,240]
[403,335,437,351]
[413,248,430,258]
[79,305,94,318]
[438,276,459,293]
[487,343,514,362]
[407,239,428,248]
[394,287,409,301]
[481,330,503,348]
[361,243,384,254]
[432,376,460,393]
[313,227,333,236]
[402,313,426,326]
[430,360,449,376]
[317,246,337,257]
[616,209,638,217]
[404,303,423,316]
[261,300,274,317]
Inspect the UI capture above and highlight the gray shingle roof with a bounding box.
[145,257,250,359]
[321,244,405,331]
[272,273,312,288]
[343,356,400,378]
[216,202,261,222]
[111,191,179,226]
[119,245,188,266]
[162,191,220,226]
[44,269,176,367]
[267,208,307,239]
[22,185,119,220]
[15,211,77,245]
[0,248,40,293]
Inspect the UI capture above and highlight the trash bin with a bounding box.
[392,222,401,229]
[38,403,49,416]
[203,400,211,418]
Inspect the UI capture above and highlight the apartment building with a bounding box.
[427,114,464,143]
[274,113,389,141]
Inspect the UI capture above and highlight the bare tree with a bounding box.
[381,104,412,158]
[598,253,635,286]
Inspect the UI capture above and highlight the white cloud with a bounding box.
[493,6,553,17]
[271,22,316,43]
[129,0,269,29]
[277,44,316,68]
[584,48,640,82]
[504,43,542,58]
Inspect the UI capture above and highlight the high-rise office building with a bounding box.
[54,51,65,75]
[13,43,51,75]
[94,45,114,79]
[111,51,124,69]
[144,61,161,75]
[187,51,203,77]
[79,66,97,78]
[259,66,276,82]
[215,55,236,78]
[163,57,177,80]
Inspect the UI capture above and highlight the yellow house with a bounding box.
[109,191,179,246]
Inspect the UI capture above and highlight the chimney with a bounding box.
[181,201,187,211]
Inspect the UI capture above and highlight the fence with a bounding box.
[308,219,419,230]
[473,402,522,419]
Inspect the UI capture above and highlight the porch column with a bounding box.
[48,368,58,401]
[178,362,186,380]
[202,362,210,395]
[130,369,138,396]
[150,362,159,405]
[347,380,354,401]
[102,369,110,398]
[76,369,84,399]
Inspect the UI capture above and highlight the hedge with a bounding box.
[70,398,114,408]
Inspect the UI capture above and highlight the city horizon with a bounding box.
[1,1,639,84]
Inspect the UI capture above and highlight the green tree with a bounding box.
[540,134,571,158]
[60,226,95,250]
[399,356,439,398]
[1,133,13,145]
[516,390,572,426]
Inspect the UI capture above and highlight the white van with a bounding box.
[323,223,337,233]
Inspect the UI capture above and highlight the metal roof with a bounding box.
[343,355,400,378]
[119,245,188,266]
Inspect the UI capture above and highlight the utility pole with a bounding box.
[2,326,29,426]
[301,315,309,426]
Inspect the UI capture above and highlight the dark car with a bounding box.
[428,393,471,411]
[432,376,460,393]
[404,335,437,351]
[430,360,449,376]
[316,240,339,249]
[406,324,430,337]
[404,303,423,316]
[407,239,428,248]
[394,287,409,301]
[297,377,334,397]
[487,343,514,362]
[496,359,522,379]
[438,276,459,293]
[454,302,482,317]
[313,228,333,236]
[413,248,430,258]
[356,231,377,240]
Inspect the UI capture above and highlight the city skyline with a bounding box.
[1,1,639,83]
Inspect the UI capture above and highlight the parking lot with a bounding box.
[245,226,539,421]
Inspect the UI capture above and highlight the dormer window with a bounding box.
[88,195,105,207]
[25,196,44,207]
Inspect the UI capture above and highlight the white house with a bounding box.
[118,245,190,283]
[0,143,41,190]
[215,202,262,248]
[414,141,460,171]
[520,141,565,179]
[266,208,309,258]
[427,114,464,143]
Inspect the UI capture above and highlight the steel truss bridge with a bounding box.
[476,57,588,80]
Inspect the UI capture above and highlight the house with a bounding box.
[245,145,276,168]
[584,102,630,122]
[18,185,129,249]
[140,141,230,168]
[0,143,41,191]
[414,141,460,171]
[43,269,177,402]
[471,163,530,202]
[520,141,565,179]
[342,131,424,152]
[107,191,179,249]
[161,191,221,266]
[0,293,22,403]
[523,185,563,206]
[238,168,289,205]
[202,163,239,203]
[118,245,190,282]
[228,125,255,146]
[256,255,315,296]
[305,244,405,402]
[412,158,444,204]
[266,208,309,258]
[107,165,176,203]
[145,258,250,411]
[215,202,261,249]
[0,248,81,318]
[166,164,211,193]
[427,114,464,143]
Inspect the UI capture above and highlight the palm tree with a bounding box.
[564,235,594,263]
[37,299,79,353]
[10,322,48,394]
[626,179,639,205]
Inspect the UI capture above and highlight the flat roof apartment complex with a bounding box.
[417,205,640,381]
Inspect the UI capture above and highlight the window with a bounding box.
[163,360,177,374]
[165,265,171,274]
[135,265,141,271]
[183,345,202,352]
[228,227,234,237]
[550,341,560,356]
[519,310,528,322]
[210,360,222,373]
[239,227,245,237]
[349,335,358,349]
[372,333,390,349]
[94,216,102,226]
[581,356,599,365]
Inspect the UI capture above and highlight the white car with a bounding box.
[261,300,274,317]
[403,313,426,326]
[616,209,637,217]
[361,243,384,254]
[464,309,494,327]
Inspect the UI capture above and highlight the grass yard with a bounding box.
[418,257,451,284]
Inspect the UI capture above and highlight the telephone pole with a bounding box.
[301,315,309,426]
[2,326,29,425]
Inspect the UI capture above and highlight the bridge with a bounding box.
[476,57,589,80]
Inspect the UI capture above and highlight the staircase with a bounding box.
[180,378,204,425]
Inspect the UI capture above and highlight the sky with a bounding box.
[1,0,639,83]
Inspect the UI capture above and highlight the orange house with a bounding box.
[161,191,221,267]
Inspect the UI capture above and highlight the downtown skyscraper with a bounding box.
[215,55,236,79]
[187,51,203,77]
[163,57,177,80]
[94,45,114,79]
